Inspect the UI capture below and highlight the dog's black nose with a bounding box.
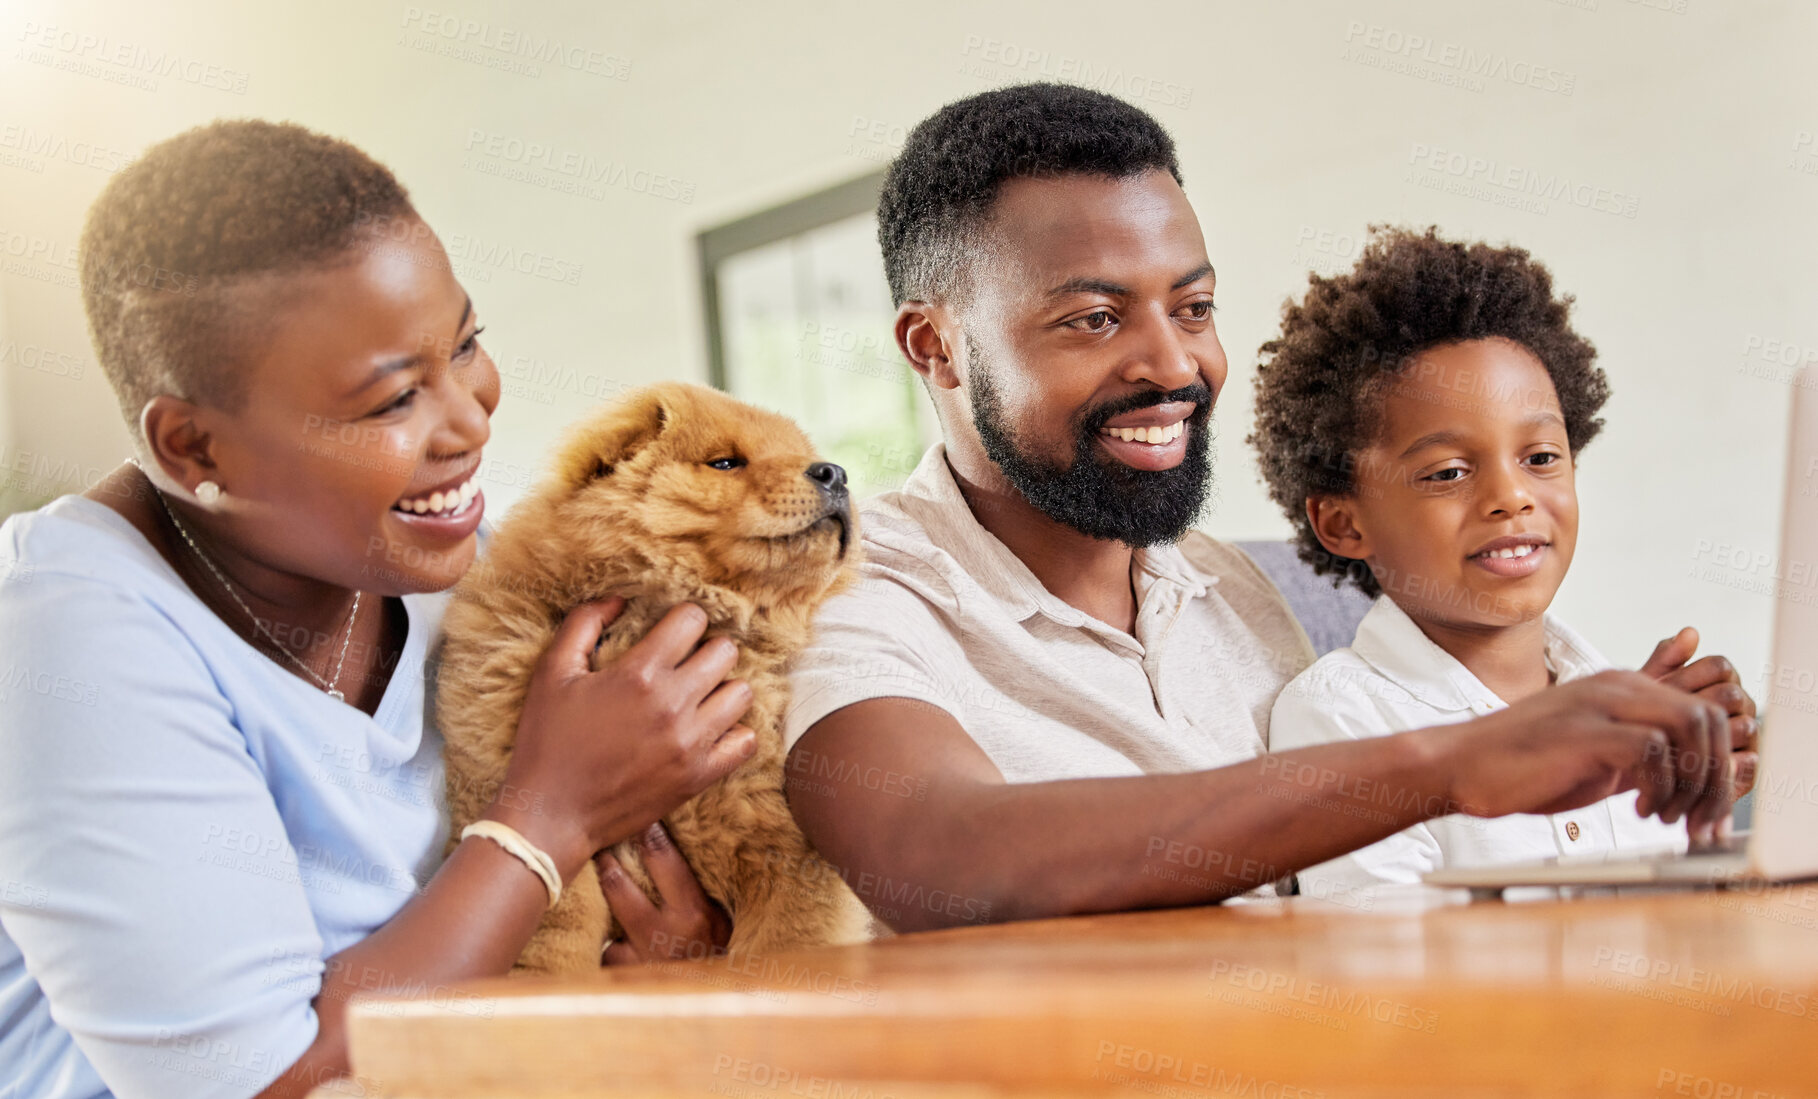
[806,462,847,494]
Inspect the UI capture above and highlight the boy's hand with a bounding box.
[1639,627,1760,798]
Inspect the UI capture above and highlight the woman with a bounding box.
[0,120,753,1098]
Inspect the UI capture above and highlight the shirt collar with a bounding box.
[1349,595,1607,712]
[895,444,1213,627]
[1135,540,1215,598]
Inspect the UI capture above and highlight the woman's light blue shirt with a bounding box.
[0,495,452,1098]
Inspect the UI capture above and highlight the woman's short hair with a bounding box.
[80,119,416,430]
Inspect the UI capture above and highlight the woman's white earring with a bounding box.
[195,481,222,505]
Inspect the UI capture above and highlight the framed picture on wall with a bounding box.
[700,172,939,498]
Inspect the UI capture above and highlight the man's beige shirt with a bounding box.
[784,445,1316,782]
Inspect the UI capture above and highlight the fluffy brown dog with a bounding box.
[438,381,872,973]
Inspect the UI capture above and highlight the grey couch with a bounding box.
[1236,540,1372,656]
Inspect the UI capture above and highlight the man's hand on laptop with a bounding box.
[1436,669,1734,845]
[1638,626,1761,798]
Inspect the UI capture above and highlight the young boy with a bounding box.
[1250,227,1757,896]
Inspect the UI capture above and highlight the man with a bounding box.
[783,83,1741,932]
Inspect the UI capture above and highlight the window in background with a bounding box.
[700,172,939,498]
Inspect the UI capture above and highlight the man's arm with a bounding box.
[787,671,1731,932]
[1264,668,1448,895]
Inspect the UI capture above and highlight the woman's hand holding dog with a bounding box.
[484,598,758,881]
[598,822,733,965]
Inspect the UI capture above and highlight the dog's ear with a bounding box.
[556,385,681,487]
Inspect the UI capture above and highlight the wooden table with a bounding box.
[342,884,1818,1098]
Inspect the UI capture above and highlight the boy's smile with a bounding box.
[1468,531,1551,578]
[1312,336,1578,634]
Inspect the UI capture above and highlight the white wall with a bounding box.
[0,285,13,487]
[2,0,1813,682]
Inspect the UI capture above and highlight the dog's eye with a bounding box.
[705,457,747,471]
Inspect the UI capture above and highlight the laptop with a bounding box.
[1424,364,1818,896]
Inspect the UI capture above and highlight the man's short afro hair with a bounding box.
[877,82,1181,307]
[80,118,416,431]
[1248,226,1609,596]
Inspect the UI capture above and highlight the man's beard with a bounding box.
[967,338,1215,547]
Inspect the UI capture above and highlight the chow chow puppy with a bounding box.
[438,381,872,973]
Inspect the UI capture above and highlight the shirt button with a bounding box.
[1565,821,1581,841]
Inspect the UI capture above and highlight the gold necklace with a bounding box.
[132,461,362,702]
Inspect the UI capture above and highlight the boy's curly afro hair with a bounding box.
[1248,226,1609,595]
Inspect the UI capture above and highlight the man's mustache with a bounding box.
[1078,382,1215,436]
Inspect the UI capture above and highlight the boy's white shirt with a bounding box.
[1270,595,1687,898]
